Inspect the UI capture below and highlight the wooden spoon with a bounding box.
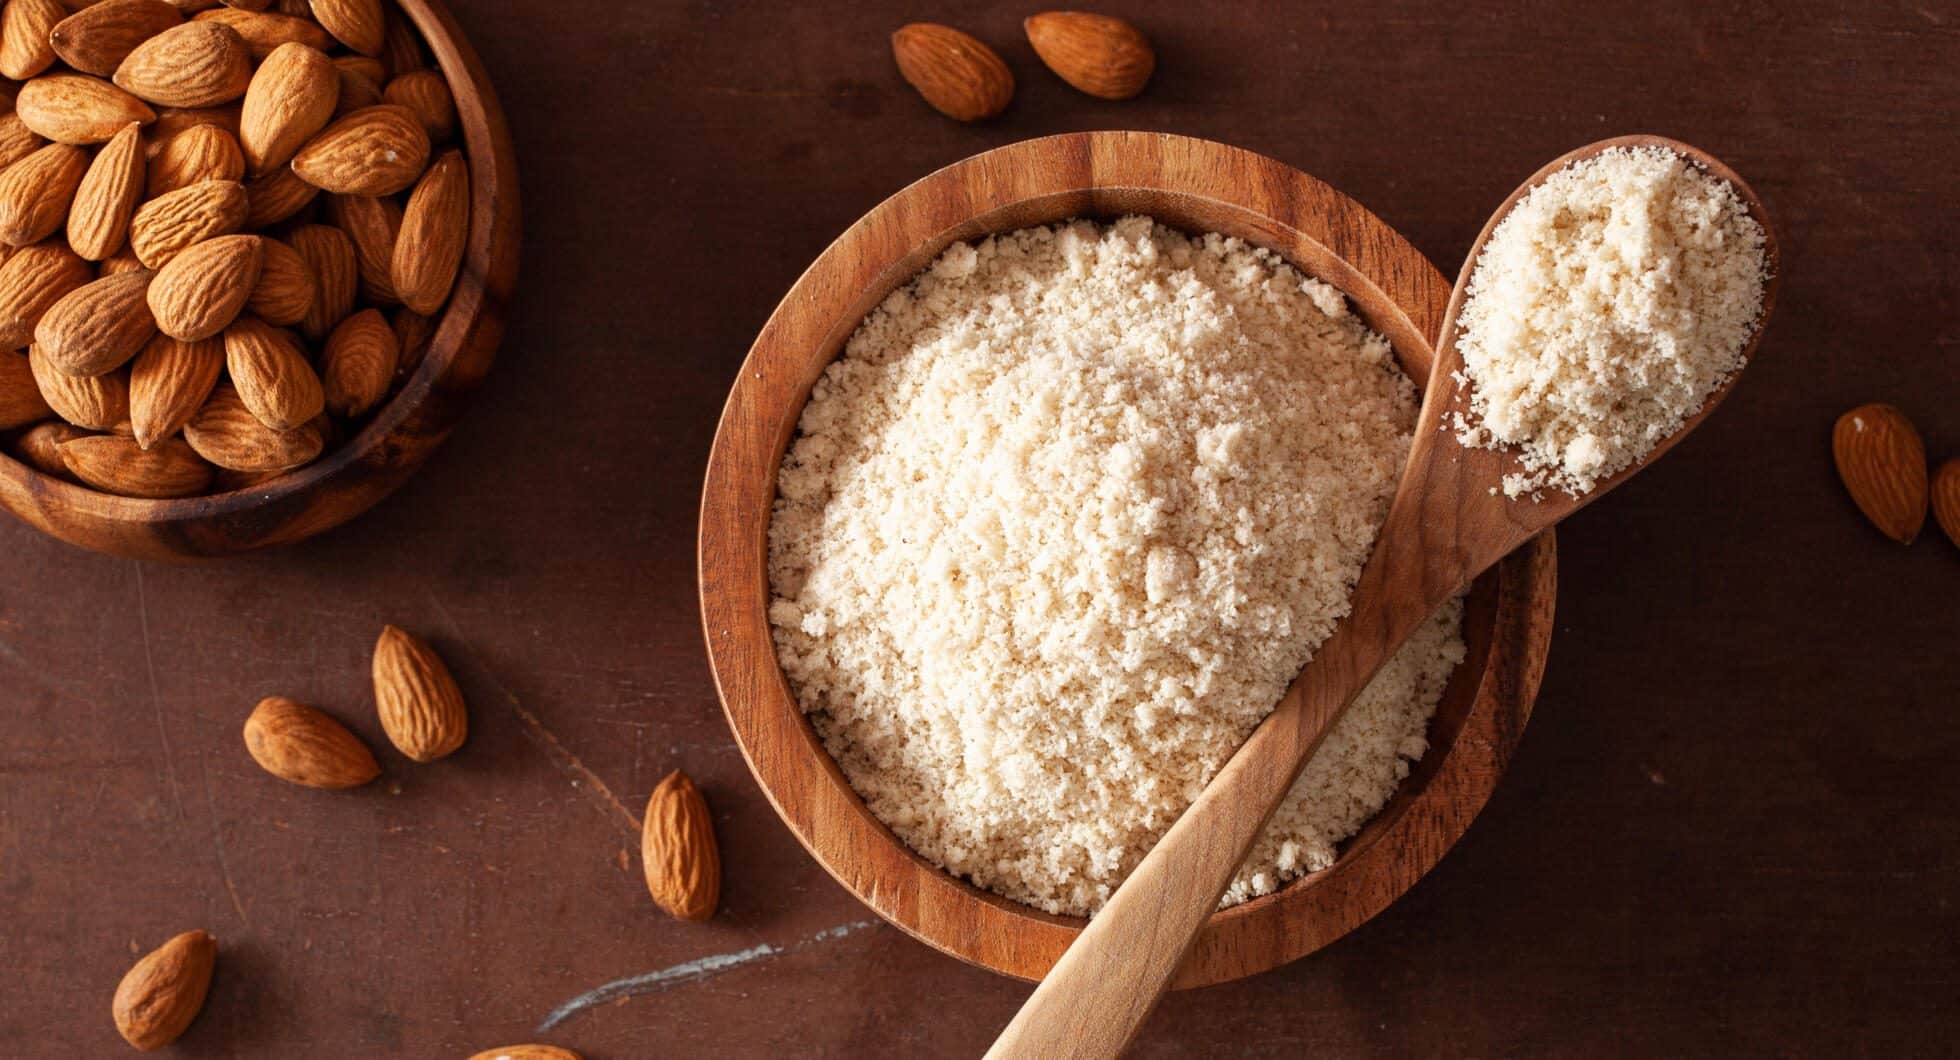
[985,135,1781,1060]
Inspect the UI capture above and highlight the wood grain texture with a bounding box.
[699,131,1559,989]
[0,0,519,561]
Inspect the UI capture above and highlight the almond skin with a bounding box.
[390,305,432,377]
[1932,459,1960,551]
[12,419,86,476]
[49,0,185,76]
[62,431,209,495]
[0,0,65,81]
[468,1049,583,1060]
[324,192,398,303]
[129,177,249,267]
[310,0,382,56]
[238,42,336,175]
[224,313,319,428]
[0,240,92,348]
[0,112,48,171]
[114,20,254,107]
[66,122,146,260]
[891,23,1013,122]
[334,54,387,85]
[129,332,222,447]
[0,347,55,429]
[392,148,465,314]
[642,769,721,922]
[245,235,314,325]
[289,221,354,338]
[1832,403,1928,544]
[15,74,156,144]
[147,123,245,197]
[1024,11,1156,100]
[148,231,261,339]
[379,7,423,78]
[183,381,322,470]
[382,69,455,143]
[113,930,217,1051]
[291,103,429,196]
[330,64,381,118]
[243,695,381,789]
[0,142,89,246]
[321,306,393,416]
[34,269,157,376]
[31,343,129,428]
[372,624,466,762]
[145,103,243,157]
[193,6,334,59]
[241,163,317,227]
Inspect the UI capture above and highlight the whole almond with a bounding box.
[193,6,333,58]
[100,243,146,275]
[129,177,248,267]
[1024,11,1156,100]
[1832,403,1928,544]
[183,380,321,469]
[12,420,86,476]
[49,0,184,76]
[34,269,157,376]
[642,769,720,922]
[0,113,47,170]
[333,54,386,84]
[0,142,89,245]
[291,103,428,196]
[63,431,209,495]
[289,221,353,338]
[114,21,253,107]
[468,1049,583,1060]
[243,694,380,789]
[149,231,261,339]
[0,239,93,345]
[238,41,336,174]
[320,306,393,416]
[1932,459,1960,550]
[310,0,381,56]
[382,68,454,143]
[242,163,317,227]
[224,313,319,428]
[390,305,431,377]
[147,123,244,197]
[15,74,156,144]
[392,148,465,315]
[379,7,423,78]
[372,623,466,762]
[0,347,55,429]
[330,64,382,118]
[0,0,65,80]
[129,331,221,446]
[890,23,1013,122]
[324,192,398,303]
[144,103,242,156]
[112,930,216,1050]
[31,343,129,428]
[245,235,313,325]
[66,122,146,259]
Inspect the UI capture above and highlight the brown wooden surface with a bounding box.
[2,2,1956,1057]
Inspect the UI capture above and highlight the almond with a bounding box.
[193,7,333,60]
[890,23,1013,123]
[642,769,720,922]
[372,624,466,762]
[0,347,54,429]
[392,147,464,315]
[224,312,319,428]
[15,74,156,144]
[378,6,423,79]
[0,0,65,81]
[148,231,260,339]
[144,102,242,156]
[324,192,396,302]
[183,379,321,469]
[12,419,85,476]
[147,122,244,197]
[49,0,184,76]
[288,221,352,338]
[310,0,380,56]
[381,68,454,143]
[30,343,128,428]
[0,239,92,345]
[468,1049,583,1060]
[243,694,380,789]
[0,142,89,245]
[34,268,156,375]
[1832,403,1928,544]
[129,331,221,446]
[129,177,248,267]
[319,305,392,416]
[242,163,316,227]
[1932,458,1959,551]
[66,122,146,259]
[1024,11,1156,100]
[333,54,386,84]
[0,112,47,170]
[244,235,312,324]
[330,63,381,118]
[224,0,274,10]
[114,20,253,107]
[237,41,335,175]
[100,242,146,275]
[112,929,216,1051]
[291,103,427,196]
[63,430,212,495]
[390,304,431,376]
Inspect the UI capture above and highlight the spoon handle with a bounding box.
[985,491,1476,1060]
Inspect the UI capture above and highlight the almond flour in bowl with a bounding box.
[767,216,1466,917]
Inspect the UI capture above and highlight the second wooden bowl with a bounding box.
[700,132,1557,987]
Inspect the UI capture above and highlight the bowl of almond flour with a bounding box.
[700,132,1558,986]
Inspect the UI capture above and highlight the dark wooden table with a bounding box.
[4,2,1955,1056]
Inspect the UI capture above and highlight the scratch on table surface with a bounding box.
[536,920,878,1032]
[425,594,641,839]
[198,759,248,924]
[133,565,185,821]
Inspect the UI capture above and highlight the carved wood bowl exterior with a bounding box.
[700,132,1557,987]
[0,0,520,562]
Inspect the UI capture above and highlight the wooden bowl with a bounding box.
[700,132,1557,987]
[0,0,520,562]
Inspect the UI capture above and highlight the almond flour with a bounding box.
[769,217,1465,917]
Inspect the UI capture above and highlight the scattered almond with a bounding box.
[183,380,322,470]
[330,62,381,116]
[288,222,354,338]
[325,192,398,302]
[390,304,432,376]
[114,20,254,107]
[144,102,243,156]
[30,342,129,428]
[12,419,85,476]
[372,623,467,762]
[61,431,210,495]
[129,177,249,267]
[1832,403,1928,544]
[642,769,721,922]
[0,0,65,81]
[1024,11,1156,100]
[49,0,184,77]
[0,112,48,170]
[382,68,454,142]
[0,240,93,347]
[309,0,381,56]
[129,332,223,447]
[392,147,465,314]
[320,306,393,415]
[147,122,245,197]
[1932,458,1959,551]
[15,73,156,144]
[240,163,318,227]
[243,694,380,788]
[148,231,261,339]
[890,22,1013,122]
[238,41,336,174]
[34,268,157,376]
[0,347,56,429]
[290,102,427,195]
[224,312,320,428]
[191,6,333,60]
[66,121,146,259]
[112,929,217,1051]
[0,142,90,246]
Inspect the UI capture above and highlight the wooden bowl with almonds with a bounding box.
[0,0,518,561]
[701,131,1557,987]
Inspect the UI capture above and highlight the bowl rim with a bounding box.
[699,131,1556,987]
